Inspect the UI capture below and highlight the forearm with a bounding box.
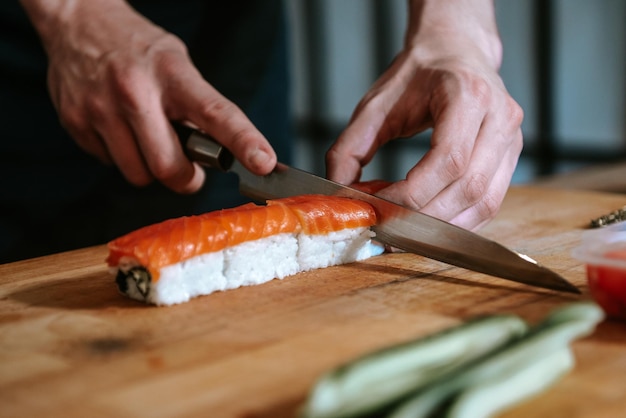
[405,0,503,70]
[19,0,78,35]
[19,0,138,55]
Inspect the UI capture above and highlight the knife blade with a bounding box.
[177,125,580,294]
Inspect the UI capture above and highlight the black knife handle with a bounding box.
[172,122,234,172]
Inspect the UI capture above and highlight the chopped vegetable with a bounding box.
[387,302,603,418]
[445,347,574,418]
[299,315,528,418]
[300,302,604,418]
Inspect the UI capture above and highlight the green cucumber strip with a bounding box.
[299,315,528,418]
[444,347,574,418]
[539,301,605,328]
[386,302,604,418]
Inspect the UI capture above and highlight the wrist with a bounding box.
[404,0,503,70]
[19,0,130,53]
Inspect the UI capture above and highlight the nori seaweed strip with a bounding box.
[116,267,151,300]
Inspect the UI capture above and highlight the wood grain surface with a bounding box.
[1,186,625,418]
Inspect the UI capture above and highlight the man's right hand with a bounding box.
[20,0,276,193]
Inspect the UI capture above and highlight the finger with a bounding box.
[416,95,523,224]
[125,98,206,194]
[447,130,522,230]
[411,123,519,229]
[95,116,154,187]
[377,98,485,211]
[326,102,388,185]
[65,124,113,165]
[168,70,276,176]
[95,60,205,194]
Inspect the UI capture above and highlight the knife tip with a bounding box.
[543,271,581,294]
[561,282,582,295]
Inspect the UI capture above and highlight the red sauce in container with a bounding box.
[573,223,626,321]
[586,249,626,319]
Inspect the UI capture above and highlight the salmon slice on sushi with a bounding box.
[106,195,383,306]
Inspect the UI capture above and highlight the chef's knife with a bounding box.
[176,125,580,294]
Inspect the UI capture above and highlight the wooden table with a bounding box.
[534,162,626,194]
[1,186,625,418]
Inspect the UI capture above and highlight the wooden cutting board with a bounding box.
[1,186,625,418]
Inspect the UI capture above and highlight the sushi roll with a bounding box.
[106,195,384,306]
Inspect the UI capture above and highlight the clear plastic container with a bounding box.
[572,222,626,320]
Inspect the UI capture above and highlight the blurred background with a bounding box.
[285,0,626,185]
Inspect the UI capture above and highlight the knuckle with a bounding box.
[439,69,492,108]
[325,147,339,163]
[444,150,469,181]
[126,170,153,187]
[506,97,525,127]
[476,191,501,221]
[155,52,180,78]
[153,57,183,84]
[157,34,188,55]
[229,127,258,149]
[463,173,490,204]
[58,107,86,132]
[149,155,181,182]
[398,180,426,211]
[468,77,492,107]
[108,67,143,112]
[147,152,194,190]
[198,98,237,124]
[405,191,425,211]
[84,95,108,123]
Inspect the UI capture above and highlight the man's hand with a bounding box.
[326,0,523,230]
[20,0,276,193]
